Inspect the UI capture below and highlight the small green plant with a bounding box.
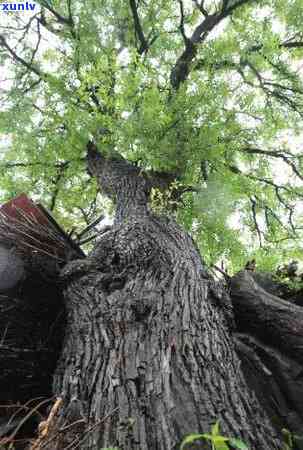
[282,428,303,450]
[100,448,120,450]
[150,180,186,214]
[180,421,249,450]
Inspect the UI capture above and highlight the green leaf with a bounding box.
[212,436,230,448]
[2,0,303,272]
[100,448,120,450]
[180,433,207,449]
[212,421,220,437]
[213,442,230,450]
[228,437,249,449]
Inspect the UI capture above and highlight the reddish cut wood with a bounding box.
[0,194,85,260]
[0,193,49,225]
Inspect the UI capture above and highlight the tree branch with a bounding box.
[177,0,189,45]
[170,0,255,89]
[192,0,209,16]
[282,41,303,48]
[29,18,42,67]
[228,163,303,198]
[242,147,303,182]
[0,35,41,77]
[37,0,73,27]
[0,159,84,170]
[226,163,303,239]
[250,196,263,247]
[129,0,149,54]
[49,162,70,211]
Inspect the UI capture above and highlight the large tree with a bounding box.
[1,1,303,449]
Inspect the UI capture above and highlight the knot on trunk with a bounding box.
[129,289,160,320]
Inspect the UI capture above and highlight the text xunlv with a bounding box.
[1,2,36,11]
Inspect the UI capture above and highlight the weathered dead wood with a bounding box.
[235,333,303,447]
[230,270,303,364]
[230,270,303,449]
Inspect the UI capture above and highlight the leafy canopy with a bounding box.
[1,0,303,271]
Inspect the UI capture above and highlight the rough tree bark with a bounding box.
[36,143,282,450]
[230,271,303,449]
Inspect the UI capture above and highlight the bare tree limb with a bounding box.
[0,35,41,77]
[250,196,263,247]
[242,147,303,182]
[170,0,255,89]
[0,159,84,170]
[37,0,73,27]
[192,0,209,16]
[282,41,303,48]
[177,0,189,45]
[49,162,70,211]
[225,162,302,240]
[228,163,303,198]
[129,0,149,54]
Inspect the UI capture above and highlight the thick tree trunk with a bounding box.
[3,151,301,448]
[39,144,281,450]
[51,216,280,450]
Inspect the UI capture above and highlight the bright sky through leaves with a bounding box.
[1,0,303,272]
